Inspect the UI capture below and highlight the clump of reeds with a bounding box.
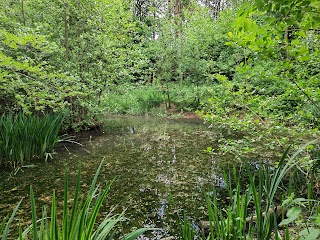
[179,145,320,239]
[0,112,65,168]
[0,161,152,239]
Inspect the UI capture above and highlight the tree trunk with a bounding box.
[64,1,69,61]
[284,27,289,59]
[21,0,26,26]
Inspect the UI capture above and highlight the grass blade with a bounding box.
[30,186,38,240]
[1,199,22,240]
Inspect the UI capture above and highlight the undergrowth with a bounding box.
[100,83,210,116]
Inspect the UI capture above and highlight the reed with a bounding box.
[178,144,319,239]
[0,112,65,169]
[0,161,152,239]
[178,212,197,240]
[203,148,304,239]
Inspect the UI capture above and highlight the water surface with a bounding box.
[0,115,230,239]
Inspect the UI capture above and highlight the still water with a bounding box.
[0,115,231,239]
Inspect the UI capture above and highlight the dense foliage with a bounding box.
[0,0,319,238]
[0,0,145,129]
[1,0,319,129]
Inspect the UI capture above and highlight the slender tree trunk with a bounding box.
[21,0,26,26]
[284,27,289,59]
[179,71,183,85]
[64,1,69,61]
[152,0,156,40]
[173,0,181,17]
[173,0,182,38]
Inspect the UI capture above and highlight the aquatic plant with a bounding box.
[177,212,197,240]
[178,144,320,239]
[0,161,151,239]
[0,112,65,169]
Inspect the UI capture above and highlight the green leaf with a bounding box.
[265,17,276,23]
[279,207,302,226]
[122,228,158,240]
[311,214,320,226]
[300,1,311,6]
[293,198,307,203]
[285,18,294,25]
[244,19,251,31]
[255,0,264,10]
[299,228,320,240]
[279,218,293,226]
[300,55,311,61]
[30,186,38,240]
[287,206,302,219]
[1,199,23,240]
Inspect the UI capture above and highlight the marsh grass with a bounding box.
[0,161,152,240]
[177,212,197,240]
[178,144,320,239]
[0,112,65,169]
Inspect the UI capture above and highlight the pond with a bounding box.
[0,115,234,239]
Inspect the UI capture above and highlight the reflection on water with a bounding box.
[0,115,231,239]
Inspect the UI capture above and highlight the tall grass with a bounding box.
[100,83,210,115]
[0,112,65,169]
[0,161,152,239]
[179,144,320,239]
[101,84,164,115]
